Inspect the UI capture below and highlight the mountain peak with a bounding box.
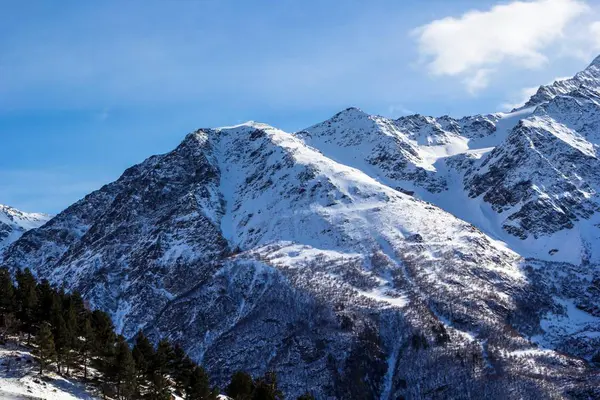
[588,54,600,68]
[330,106,369,120]
[210,121,281,138]
[217,120,274,131]
[518,55,600,110]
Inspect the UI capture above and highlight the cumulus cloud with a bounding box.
[500,86,540,111]
[590,21,600,49]
[413,0,589,91]
[464,69,493,95]
[388,104,415,117]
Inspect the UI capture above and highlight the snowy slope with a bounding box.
[0,345,96,400]
[296,106,554,260]
[296,80,600,265]
[464,84,600,264]
[0,205,50,252]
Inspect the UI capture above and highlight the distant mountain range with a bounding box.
[0,204,50,250]
[3,56,600,399]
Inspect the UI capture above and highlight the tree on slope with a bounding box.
[91,309,116,376]
[0,267,16,338]
[226,371,255,400]
[51,300,70,374]
[15,268,38,344]
[113,336,137,399]
[35,279,55,324]
[79,315,95,381]
[186,365,217,400]
[252,371,284,400]
[35,322,56,375]
[63,295,79,374]
[171,343,196,391]
[150,338,175,399]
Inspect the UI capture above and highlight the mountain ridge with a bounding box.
[519,55,600,110]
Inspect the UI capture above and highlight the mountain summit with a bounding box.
[519,56,600,110]
[3,57,600,398]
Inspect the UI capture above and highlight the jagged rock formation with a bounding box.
[519,55,600,110]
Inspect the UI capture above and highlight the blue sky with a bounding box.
[2,0,600,214]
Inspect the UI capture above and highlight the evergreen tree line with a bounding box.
[0,267,315,400]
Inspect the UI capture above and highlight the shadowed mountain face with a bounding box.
[3,58,600,399]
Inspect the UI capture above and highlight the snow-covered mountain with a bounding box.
[3,58,600,398]
[296,70,600,266]
[0,204,50,251]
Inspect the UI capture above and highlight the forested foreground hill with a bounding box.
[0,268,313,400]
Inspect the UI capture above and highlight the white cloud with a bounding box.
[464,69,493,95]
[500,86,540,111]
[413,0,588,92]
[388,104,415,117]
[590,21,600,49]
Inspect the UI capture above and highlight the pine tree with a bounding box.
[0,267,16,338]
[68,291,86,322]
[171,344,196,390]
[16,268,38,343]
[63,298,79,374]
[36,279,55,324]
[132,330,155,387]
[150,339,174,399]
[53,312,69,374]
[49,292,71,374]
[90,310,116,376]
[185,365,215,400]
[35,322,56,375]
[79,315,95,381]
[252,371,284,400]
[114,336,137,399]
[154,339,175,373]
[149,371,172,400]
[226,371,255,400]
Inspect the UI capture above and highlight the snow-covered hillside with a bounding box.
[3,57,600,399]
[0,344,96,400]
[0,205,50,252]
